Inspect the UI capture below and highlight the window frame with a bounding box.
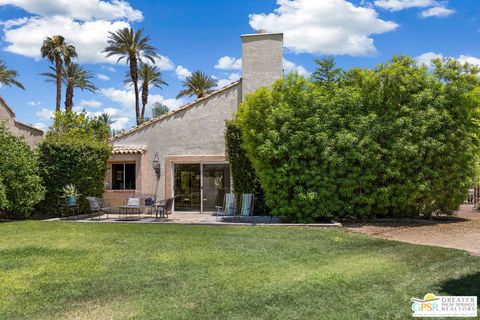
[111,162,136,190]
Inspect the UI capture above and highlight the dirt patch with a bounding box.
[345,205,480,255]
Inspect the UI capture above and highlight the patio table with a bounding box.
[117,205,144,220]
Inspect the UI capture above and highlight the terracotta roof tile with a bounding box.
[112,146,147,154]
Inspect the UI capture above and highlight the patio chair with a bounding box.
[120,197,142,219]
[240,194,255,216]
[144,196,156,217]
[86,197,111,220]
[215,193,236,218]
[153,198,174,220]
[125,197,141,206]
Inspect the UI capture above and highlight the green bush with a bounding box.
[37,112,111,216]
[236,56,480,222]
[0,123,45,218]
[225,121,268,215]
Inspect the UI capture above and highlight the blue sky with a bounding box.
[0,0,479,131]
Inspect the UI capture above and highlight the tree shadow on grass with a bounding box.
[439,272,480,300]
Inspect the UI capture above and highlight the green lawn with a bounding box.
[0,222,478,320]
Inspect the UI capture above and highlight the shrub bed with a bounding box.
[225,121,268,215]
[0,123,44,218]
[236,56,480,222]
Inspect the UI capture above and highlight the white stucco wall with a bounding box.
[0,98,43,148]
[105,32,285,206]
[107,83,241,201]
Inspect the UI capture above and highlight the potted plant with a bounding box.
[63,184,80,206]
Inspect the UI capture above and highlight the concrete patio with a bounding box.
[45,212,342,227]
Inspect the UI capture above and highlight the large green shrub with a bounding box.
[37,112,111,215]
[0,123,45,218]
[225,121,268,215]
[236,56,480,222]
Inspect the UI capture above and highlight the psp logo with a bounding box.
[411,293,439,313]
[411,293,477,318]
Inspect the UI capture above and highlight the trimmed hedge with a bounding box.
[37,134,111,215]
[236,56,480,222]
[0,123,45,218]
[225,121,268,215]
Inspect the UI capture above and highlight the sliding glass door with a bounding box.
[174,164,201,212]
[173,163,231,212]
[202,164,231,212]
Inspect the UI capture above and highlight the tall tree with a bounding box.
[312,56,342,85]
[103,28,158,125]
[124,63,167,121]
[40,35,77,112]
[177,70,218,99]
[41,63,97,112]
[0,60,25,90]
[152,102,169,118]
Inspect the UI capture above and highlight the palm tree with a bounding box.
[40,35,77,112]
[98,113,116,127]
[92,113,116,139]
[41,63,97,112]
[103,28,158,125]
[176,70,217,99]
[124,63,167,121]
[0,60,24,90]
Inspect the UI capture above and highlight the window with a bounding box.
[112,163,136,190]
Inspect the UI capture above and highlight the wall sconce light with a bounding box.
[152,152,161,178]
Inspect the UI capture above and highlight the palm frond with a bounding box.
[176,70,218,98]
[0,59,25,89]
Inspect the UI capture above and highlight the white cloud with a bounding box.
[97,73,110,81]
[0,0,143,21]
[458,55,480,67]
[215,56,242,70]
[415,52,443,66]
[27,100,41,106]
[0,17,28,28]
[374,0,434,11]
[32,122,47,131]
[152,55,175,71]
[78,106,130,130]
[103,66,116,72]
[2,16,130,64]
[249,0,398,56]
[110,117,129,130]
[36,108,54,120]
[215,73,241,89]
[416,52,480,68]
[0,2,173,66]
[101,87,186,111]
[421,6,454,18]
[283,58,309,76]
[175,65,192,80]
[79,99,103,108]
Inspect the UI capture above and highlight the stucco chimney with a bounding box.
[241,32,283,100]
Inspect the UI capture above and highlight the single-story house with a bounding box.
[104,32,283,213]
[0,96,44,148]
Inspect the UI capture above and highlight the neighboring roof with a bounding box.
[0,96,44,134]
[0,96,15,117]
[109,80,241,142]
[14,120,44,134]
[112,146,147,155]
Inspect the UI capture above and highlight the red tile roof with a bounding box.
[112,145,147,154]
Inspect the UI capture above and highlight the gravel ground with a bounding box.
[346,205,480,255]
